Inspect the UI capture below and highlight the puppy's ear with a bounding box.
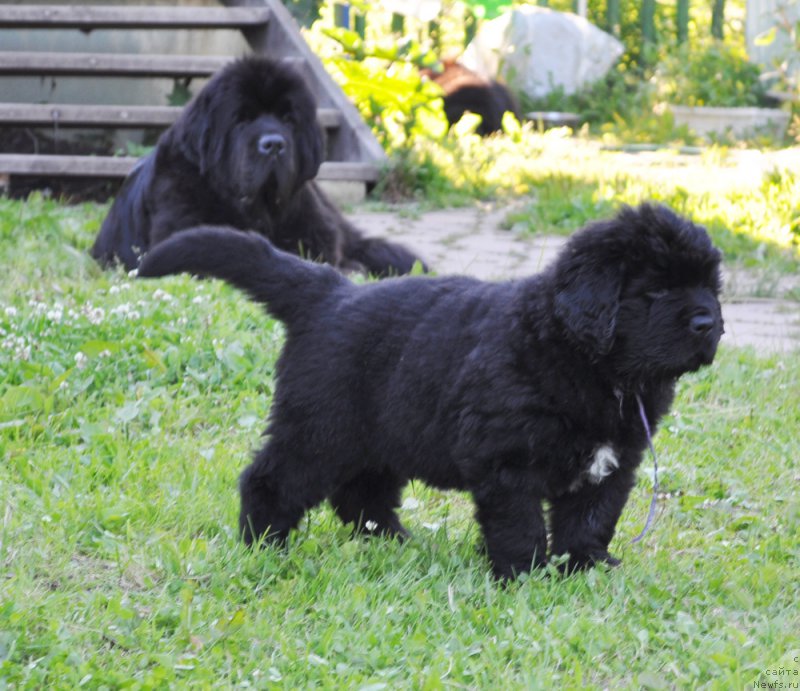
[553,254,623,356]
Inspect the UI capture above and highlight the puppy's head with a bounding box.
[176,57,324,216]
[552,204,723,380]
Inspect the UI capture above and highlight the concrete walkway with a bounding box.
[350,204,800,354]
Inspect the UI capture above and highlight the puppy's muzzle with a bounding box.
[689,311,716,336]
[689,304,723,365]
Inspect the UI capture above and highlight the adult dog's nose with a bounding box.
[689,311,715,335]
[257,133,286,157]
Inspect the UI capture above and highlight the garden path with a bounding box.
[350,204,800,354]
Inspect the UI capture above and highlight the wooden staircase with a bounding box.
[0,1,385,198]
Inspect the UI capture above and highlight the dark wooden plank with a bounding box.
[677,0,689,43]
[711,0,725,39]
[0,52,234,78]
[0,103,179,127]
[0,154,137,177]
[318,108,342,129]
[318,161,379,182]
[0,103,342,129]
[0,5,270,29]
[0,155,377,182]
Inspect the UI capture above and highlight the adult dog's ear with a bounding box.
[174,89,219,175]
[295,121,324,185]
[553,251,623,356]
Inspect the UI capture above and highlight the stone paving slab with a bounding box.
[350,204,800,354]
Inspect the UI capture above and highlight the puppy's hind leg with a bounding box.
[238,441,330,547]
[330,470,410,540]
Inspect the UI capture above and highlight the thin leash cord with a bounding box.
[631,393,659,544]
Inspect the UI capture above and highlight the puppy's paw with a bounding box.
[556,550,621,575]
[489,549,548,582]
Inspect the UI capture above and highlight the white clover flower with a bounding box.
[2,335,31,360]
[46,304,64,323]
[109,303,140,321]
[30,301,48,316]
[4,306,18,318]
[81,304,106,325]
[74,352,88,369]
[152,288,174,302]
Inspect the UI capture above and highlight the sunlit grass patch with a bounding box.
[383,127,799,273]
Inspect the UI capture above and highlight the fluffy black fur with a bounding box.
[426,61,522,135]
[138,204,723,579]
[91,57,423,277]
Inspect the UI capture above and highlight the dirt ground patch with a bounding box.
[350,204,800,354]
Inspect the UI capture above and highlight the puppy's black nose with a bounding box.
[689,312,715,335]
[257,133,286,157]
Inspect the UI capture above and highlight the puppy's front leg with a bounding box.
[549,465,637,573]
[472,481,547,580]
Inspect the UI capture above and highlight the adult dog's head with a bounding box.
[552,204,723,382]
[174,57,324,218]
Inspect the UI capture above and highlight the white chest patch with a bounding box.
[587,445,619,484]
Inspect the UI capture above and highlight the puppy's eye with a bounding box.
[281,112,295,125]
[646,290,669,301]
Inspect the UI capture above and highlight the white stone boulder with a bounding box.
[461,6,624,99]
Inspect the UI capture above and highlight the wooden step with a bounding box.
[318,161,379,183]
[0,154,135,178]
[0,5,271,30]
[0,52,302,79]
[0,154,379,183]
[0,51,232,78]
[0,103,342,129]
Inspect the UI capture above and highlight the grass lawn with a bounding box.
[1,142,799,688]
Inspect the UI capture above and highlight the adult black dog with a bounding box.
[91,57,423,277]
[139,204,723,579]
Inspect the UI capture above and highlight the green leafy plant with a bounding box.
[755,3,800,142]
[655,41,770,107]
[319,19,449,150]
[325,50,446,151]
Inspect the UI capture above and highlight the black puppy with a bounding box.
[91,57,423,277]
[139,204,723,579]
[424,61,521,135]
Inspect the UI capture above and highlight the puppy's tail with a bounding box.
[137,225,346,323]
